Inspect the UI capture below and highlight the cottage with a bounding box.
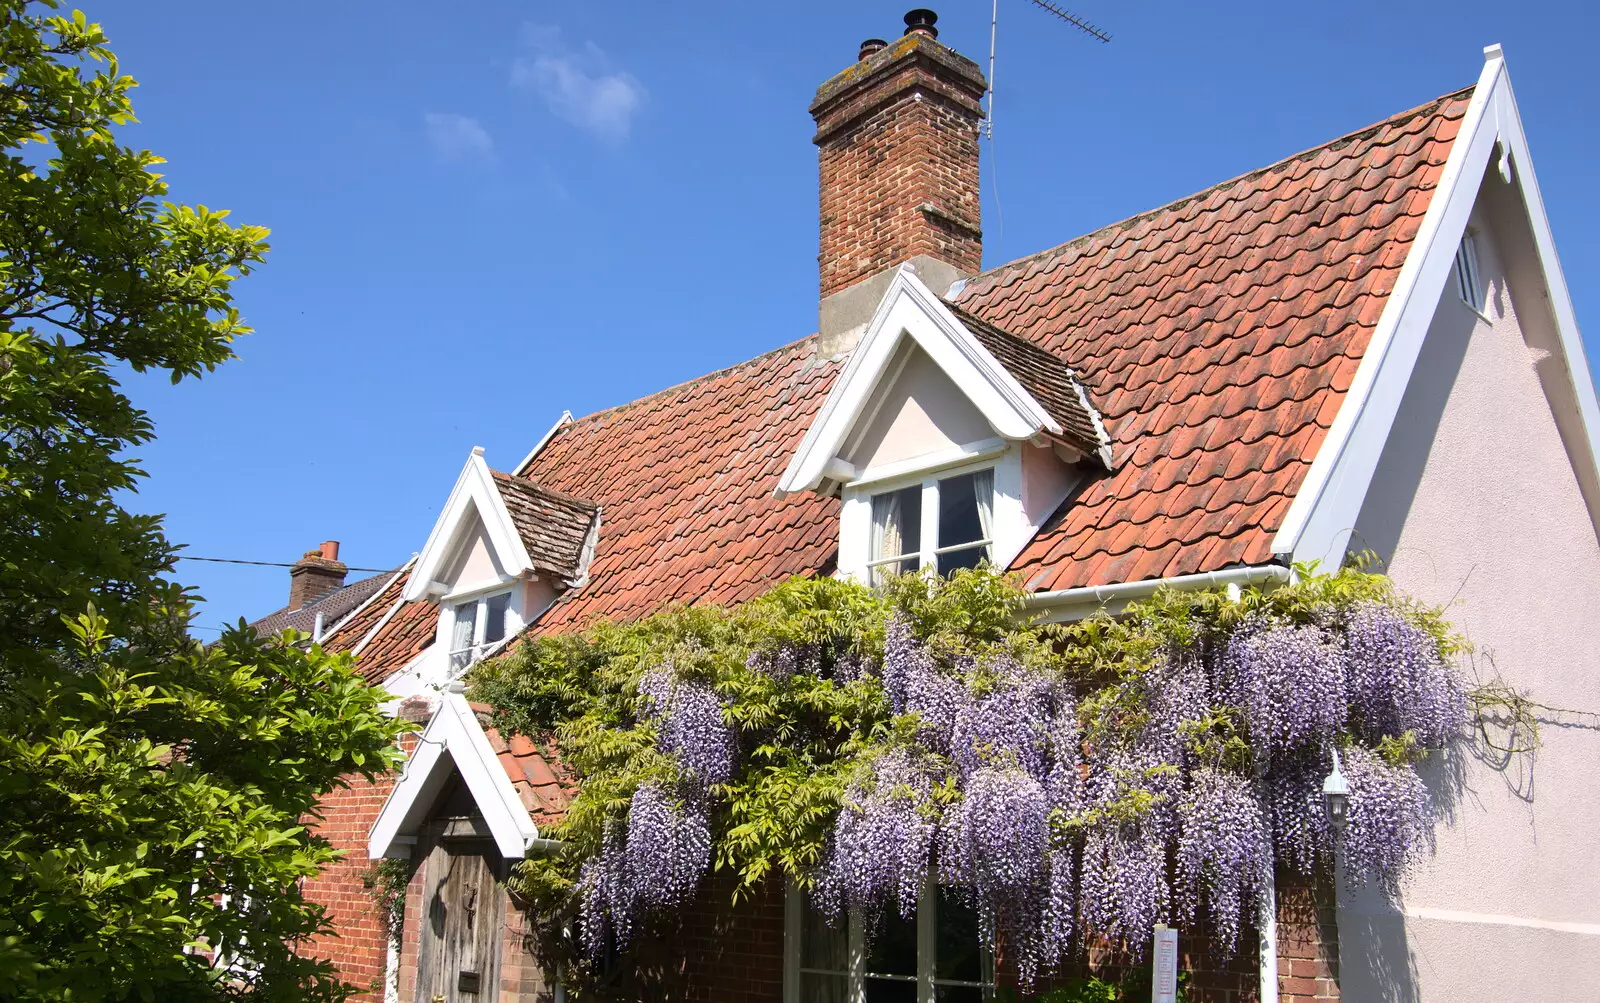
[261,11,1600,1002]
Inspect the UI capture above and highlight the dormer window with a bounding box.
[447,590,511,672]
[868,468,994,584]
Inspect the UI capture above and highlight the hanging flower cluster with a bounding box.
[472,566,1468,986]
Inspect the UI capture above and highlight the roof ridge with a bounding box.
[553,334,822,432]
[968,84,1475,286]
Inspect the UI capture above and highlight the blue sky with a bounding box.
[97,1,1598,632]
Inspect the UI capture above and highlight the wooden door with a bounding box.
[415,836,505,1003]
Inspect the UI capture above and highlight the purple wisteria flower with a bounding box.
[1079,822,1169,957]
[1176,767,1271,956]
[1264,751,1335,876]
[1344,603,1466,747]
[939,765,1071,984]
[1340,745,1432,890]
[882,615,967,751]
[1221,622,1347,757]
[576,781,712,957]
[639,665,737,788]
[817,748,943,922]
[949,659,1059,780]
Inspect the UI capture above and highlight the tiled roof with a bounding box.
[489,472,599,586]
[948,301,1110,462]
[247,569,396,639]
[319,569,438,685]
[952,88,1472,590]
[327,86,1472,686]
[519,338,842,632]
[483,723,577,828]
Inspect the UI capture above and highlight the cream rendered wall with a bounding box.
[1343,187,1600,1002]
[440,516,505,593]
[846,345,995,471]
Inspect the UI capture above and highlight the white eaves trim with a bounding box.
[403,447,534,602]
[513,410,574,477]
[315,556,415,651]
[776,265,1065,496]
[1272,45,1600,569]
[368,690,537,861]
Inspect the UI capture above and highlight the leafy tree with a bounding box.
[0,3,408,999]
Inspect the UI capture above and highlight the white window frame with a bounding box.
[442,585,515,673]
[840,439,1034,584]
[782,882,995,1002]
[862,463,997,582]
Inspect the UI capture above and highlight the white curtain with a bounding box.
[871,490,905,563]
[972,468,994,560]
[450,601,477,655]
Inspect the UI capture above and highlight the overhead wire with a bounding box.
[176,555,393,572]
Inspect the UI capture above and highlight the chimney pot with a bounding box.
[320,540,340,561]
[858,38,888,60]
[903,9,939,38]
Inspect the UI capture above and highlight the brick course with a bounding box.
[301,772,398,999]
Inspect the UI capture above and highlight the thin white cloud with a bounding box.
[423,112,494,163]
[511,25,645,142]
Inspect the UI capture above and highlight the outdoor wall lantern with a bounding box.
[1322,748,1351,833]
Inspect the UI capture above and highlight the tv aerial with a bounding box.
[984,0,1110,137]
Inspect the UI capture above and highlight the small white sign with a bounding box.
[1152,924,1178,1003]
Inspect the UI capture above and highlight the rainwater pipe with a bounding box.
[1025,562,1294,1002]
[1022,564,1292,619]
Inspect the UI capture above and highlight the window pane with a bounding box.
[449,602,478,653]
[801,972,849,1003]
[934,986,986,1002]
[937,545,989,576]
[939,470,993,548]
[934,887,984,983]
[864,910,918,977]
[864,979,918,1003]
[872,486,923,566]
[483,592,510,645]
[801,903,848,972]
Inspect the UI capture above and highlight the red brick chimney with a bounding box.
[288,540,346,611]
[811,9,987,354]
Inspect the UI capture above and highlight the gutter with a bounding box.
[1022,564,1293,620]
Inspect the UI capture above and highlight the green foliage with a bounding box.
[471,563,1464,942]
[361,858,410,940]
[0,4,410,999]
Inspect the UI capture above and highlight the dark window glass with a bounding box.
[871,485,923,582]
[483,592,510,644]
[935,471,992,575]
[938,473,983,549]
[934,888,984,983]
[864,910,918,977]
[863,979,918,1003]
[801,973,849,1003]
[802,905,848,972]
[934,986,985,1002]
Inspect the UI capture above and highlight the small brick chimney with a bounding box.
[811,9,987,354]
[288,540,346,611]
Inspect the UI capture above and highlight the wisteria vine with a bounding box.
[472,566,1469,987]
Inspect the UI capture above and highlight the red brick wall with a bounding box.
[1275,870,1341,1003]
[301,771,399,999]
[811,36,987,299]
